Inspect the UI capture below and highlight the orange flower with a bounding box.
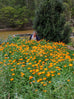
[29,76,33,80]
[27,67,31,70]
[51,74,55,76]
[64,65,67,67]
[44,68,48,71]
[43,90,47,92]
[58,68,61,70]
[48,81,51,83]
[69,64,73,67]
[37,79,40,82]
[32,72,35,75]
[41,82,44,84]
[46,73,50,77]
[41,71,45,74]
[37,72,42,75]
[55,66,59,69]
[43,83,47,86]
[43,77,47,80]
[35,69,39,72]
[29,63,32,65]
[57,73,60,75]
[21,72,25,77]
[40,68,43,70]
[33,80,35,83]
[19,58,23,61]
[21,65,25,67]
[11,69,14,71]
[50,71,54,73]
[29,70,33,72]
[35,89,38,92]
[0,62,3,64]
[67,79,70,82]
[12,73,15,76]
[10,78,14,81]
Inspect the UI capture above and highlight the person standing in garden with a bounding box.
[29,31,40,41]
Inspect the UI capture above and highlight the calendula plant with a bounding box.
[0,38,74,99]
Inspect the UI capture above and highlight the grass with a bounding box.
[0,37,74,99]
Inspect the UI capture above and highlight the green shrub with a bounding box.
[33,0,71,43]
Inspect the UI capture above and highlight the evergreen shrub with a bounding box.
[33,0,71,43]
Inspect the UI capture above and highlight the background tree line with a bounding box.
[0,0,74,29]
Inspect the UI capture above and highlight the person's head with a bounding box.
[33,31,37,37]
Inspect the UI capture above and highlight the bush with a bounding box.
[33,0,71,43]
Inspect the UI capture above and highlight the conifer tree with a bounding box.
[33,0,71,43]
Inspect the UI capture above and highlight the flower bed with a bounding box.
[0,39,74,99]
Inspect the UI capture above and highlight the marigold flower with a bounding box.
[29,63,32,65]
[21,72,25,77]
[44,68,48,71]
[35,89,38,92]
[69,64,73,67]
[22,65,25,67]
[41,71,45,74]
[43,90,47,92]
[43,77,47,80]
[40,68,43,70]
[33,80,35,83]
[13,65,15,67]
[50,71,54,73]
[55,66,59,69]
[28,67,31,70]
[0,62,3,64]
[37,79,40,82]
[57,73,60,75]
[12,73,15,76]
[58,68,61,70]
[46,73,50,77]
[51,74,55,76]
[64,65,67,67]
[48,81,51,83]
[41,82,44,84]
[29,76,33,80]
[67,79,70,82]
[5,57,8,59]
[10,78,14,81]
[43,83,47,86]
[35,69,39,72]
[17,63,20,65]
[11,69,14,71]
[19,58,23,61]
[9,60,11,62]
[13,59,16,63]
[29,70,33,72]
[32,72,36,75]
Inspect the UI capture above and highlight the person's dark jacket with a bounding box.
[29,34,40,41]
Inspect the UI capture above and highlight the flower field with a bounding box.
[0,38,74,99]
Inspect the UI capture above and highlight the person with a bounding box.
[29,31,40,41]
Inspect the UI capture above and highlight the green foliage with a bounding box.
[0,6,33,28]
[0,6,16,27]
[33,0,71,43]
[71,7,74,18]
